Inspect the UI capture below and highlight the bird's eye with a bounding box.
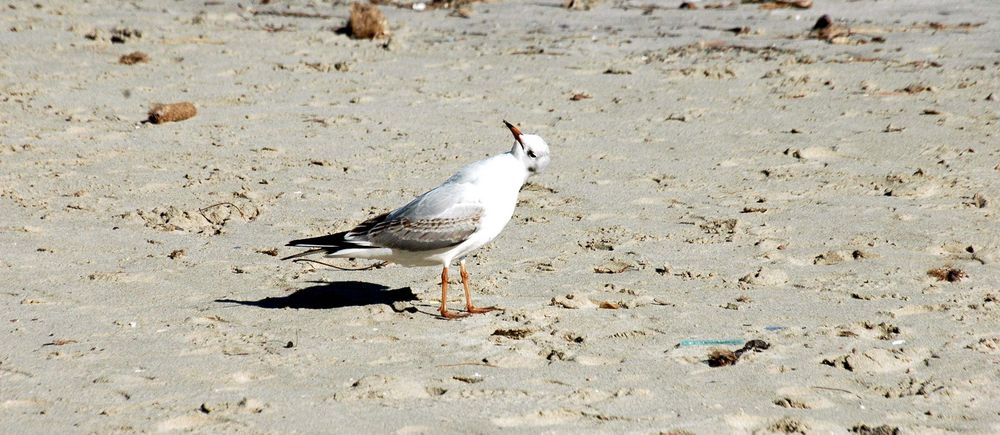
[527,150,537,158]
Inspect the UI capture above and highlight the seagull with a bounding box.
[283,121,551,319]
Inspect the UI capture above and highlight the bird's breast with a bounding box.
[459,155,527,238]
[470,181,520,239]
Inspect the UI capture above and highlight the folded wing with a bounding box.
[369,182,483,251]
[285,182,483,257]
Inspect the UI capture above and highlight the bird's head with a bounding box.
[505,120,551,174]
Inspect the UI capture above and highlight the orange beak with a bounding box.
[504,120,526,148]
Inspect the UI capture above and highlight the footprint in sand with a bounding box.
[155,414,214,432]
[491,408,582,428]
[334,375,438,401]
[772,386,836,410]
[821,347,930,373]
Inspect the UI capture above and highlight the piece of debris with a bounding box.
[453,374,484,383]
[813,250,856,265]
[347,2,389,39]
[492,328,534,339]
[898,83,934,94]
[737,339,770,356]
[926,22,984,31]
[119,51,149,65]
[702,2,738,8]
[147,102,197,124]
[755,0,812,10]
[970,192,988,208]
[253,9,332,19]
[564,0,600,10]
[603,67,632,75]
[812,14,833,30]
[707,339,770,367]
[927,267,966,283]
[256,248,279,256]
[570,92,592,101]
[851,424,901,435]
[168,249,186,260]
[110,27,142,44]
[450,6,474,18]
[707,349,738,367]
[599,301,621,309]
[810,14,850,42]
[43,339,78,346]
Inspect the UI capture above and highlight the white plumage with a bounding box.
[284,121,551,318]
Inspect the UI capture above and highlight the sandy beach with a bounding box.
[2,0,999,432]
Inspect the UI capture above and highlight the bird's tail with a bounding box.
[282,231,369,260]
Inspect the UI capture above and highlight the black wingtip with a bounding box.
[286,232,352,249]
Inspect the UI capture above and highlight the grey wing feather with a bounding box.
[367,183,483,251]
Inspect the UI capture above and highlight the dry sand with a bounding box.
[2,0,1000,433]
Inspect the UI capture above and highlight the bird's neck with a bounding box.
[502,152,531,187]
[461,153,528,187]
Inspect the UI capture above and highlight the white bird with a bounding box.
[283,121,551,319]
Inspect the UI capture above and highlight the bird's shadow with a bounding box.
[216,280,417,310]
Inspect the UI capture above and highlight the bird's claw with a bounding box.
[440,310,471,320]
[466,305,499,314]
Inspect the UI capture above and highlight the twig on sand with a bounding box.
[436,362,498,368]
[811,385,863,400]
[292,258,388,271]
[252,10,332,19]
[199,202,248,219]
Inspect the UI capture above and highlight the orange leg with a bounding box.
[439,266,468,319]
[461,260,497,314]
